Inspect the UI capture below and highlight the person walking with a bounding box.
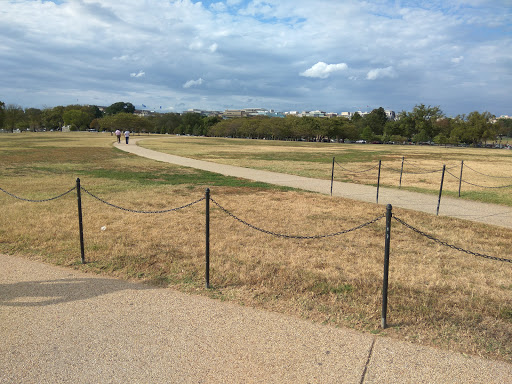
[124,130,130,144]
[115,129,121,143]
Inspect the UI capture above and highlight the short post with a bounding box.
[376,160,382,204]
[205,188,210,289]
[399,157,404,188]
[330,157,335,196]
[381,204,392,329]
[76,178,85,264]
[436,165,446,216]
[458,160,464,197]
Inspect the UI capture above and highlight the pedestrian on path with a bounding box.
[124,130,130,144]
[115,129,121,143]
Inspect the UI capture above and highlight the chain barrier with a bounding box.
[446,170,512,189]
[401,159,456,174]
[393,216,512,263]
[0,186,77,202]
[209,196,384,239]
[379,163,437,174]
[80,186,205,213]
[463,163,512,179]
[334,160,380,174]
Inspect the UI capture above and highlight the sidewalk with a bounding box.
[1,254,511,383]
[116,140,512,229]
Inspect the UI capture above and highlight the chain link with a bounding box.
[80,186,205,213]
[209,197,385,239]
[446,170,512,189]
[403,159,459,173]
[401,159,446,174]
[393,216,512,263]
[464,163,512,179]
[334,160,380,174]
[0,186,77,202]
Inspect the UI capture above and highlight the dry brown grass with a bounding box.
[1,132,512,362]
[141,136,512,205]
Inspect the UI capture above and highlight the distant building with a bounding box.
[222,108,280,118]
[223,109,248,118]
[385,110,396,120]
[134,109,152,117]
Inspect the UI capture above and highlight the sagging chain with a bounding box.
[0,186,77,202]
[334,160,380,174]
[393,216,512,263]
[464,163,512,179]
[209,196,385,239]
[80,186,205,213]
[446,170,512,189]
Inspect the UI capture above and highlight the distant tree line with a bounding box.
[210,105,512,146]
[1,101,511,146]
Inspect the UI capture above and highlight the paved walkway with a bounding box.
[2,254,511,383]
[117,139,512,229]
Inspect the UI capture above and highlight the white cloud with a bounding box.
[366,66,397,80]
[189,40,204,50]
[130,70,145,78]
[210,2,227,12]
[451,56,464,64]
[300,62,348,79]
[183,78,204,88]
[1,0,511,116]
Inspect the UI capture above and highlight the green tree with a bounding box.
[181,112,204,135]
[98,112,150,134]
[25,108,42,131]
[42,106,65,130]
[364,107,388,136]
[466,111,496,145]
[326,118,345,141]
[149,113,182,134]
[4,104,25,132]
[202,116,221,136]
[361,126,375,142]
[0,101,5,129]
[63,109,92,131]
[409,104,444,140]
[497,118,512,138]
[104,102,135,116]
[297,117,318,141]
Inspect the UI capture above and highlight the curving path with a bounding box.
[115,139,512,229]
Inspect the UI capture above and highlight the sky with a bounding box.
[1,0,511,117]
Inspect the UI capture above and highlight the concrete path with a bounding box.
[2,254,511,383]
[116,139,512,229]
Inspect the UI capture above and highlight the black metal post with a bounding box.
[330,157,335,196]
[376,160,382,204]
[381,204,392,329]
[458,160,464,197]
[76,178,85,264]
[399,157,404,188]
[437,165,446,216]
[205,188,210,289]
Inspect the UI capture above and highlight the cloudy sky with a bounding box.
[1,0,511,116]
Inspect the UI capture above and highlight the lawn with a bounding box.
[1,132,511,362]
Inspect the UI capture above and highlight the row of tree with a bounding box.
[1,101,511,145]
[209,106,512,145]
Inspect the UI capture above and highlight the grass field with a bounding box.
[1,132,512,362]
[141,136,512,206]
